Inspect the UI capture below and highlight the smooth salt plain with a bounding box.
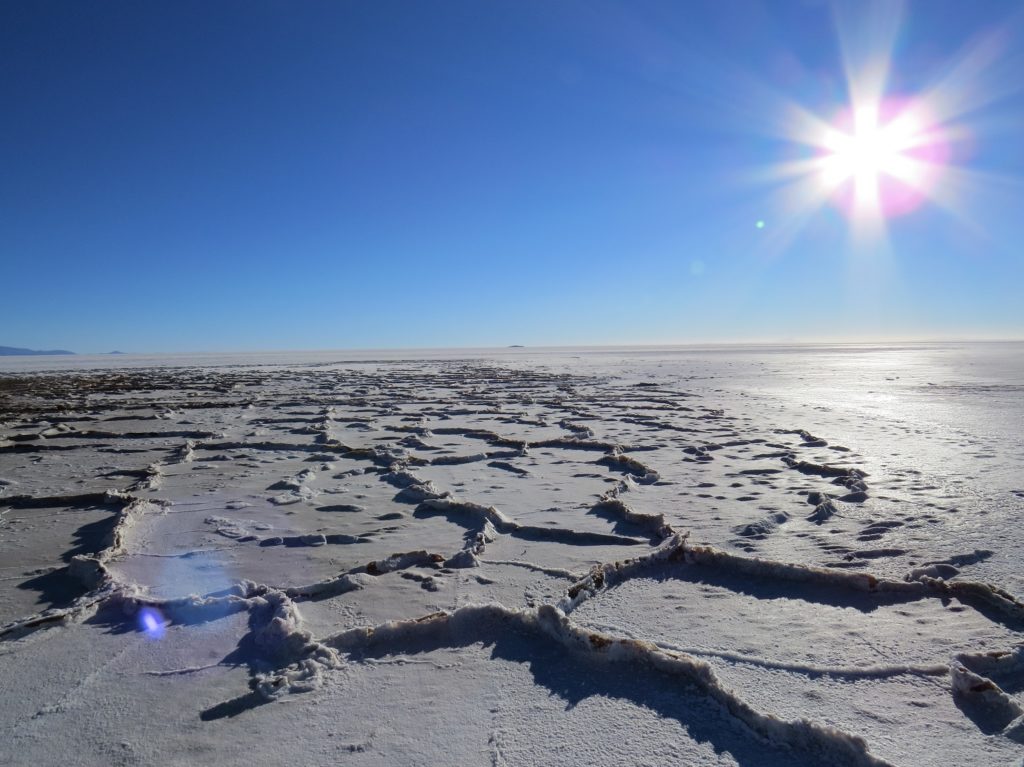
[1,343,1022,766]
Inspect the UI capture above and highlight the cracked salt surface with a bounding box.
[1,343,1023,765]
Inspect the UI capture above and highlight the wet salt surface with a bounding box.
[1,342,1022,766]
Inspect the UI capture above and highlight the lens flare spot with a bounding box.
[139,607,166,639]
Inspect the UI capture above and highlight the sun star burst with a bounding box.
[809,98,948,225]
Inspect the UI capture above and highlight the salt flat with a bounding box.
[1,343,1022,766]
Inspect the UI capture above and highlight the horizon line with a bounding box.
[12,336,1024,357]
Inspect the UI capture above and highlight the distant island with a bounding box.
[0,345,75,356]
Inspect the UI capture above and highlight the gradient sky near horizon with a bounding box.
[3,0,1023,353]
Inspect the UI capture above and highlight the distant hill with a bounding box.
[0,345,75,356]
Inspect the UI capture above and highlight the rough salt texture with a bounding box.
[1,343,1023,766]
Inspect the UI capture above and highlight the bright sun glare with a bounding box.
[822,108,915,190]
[758,2,1018,243]
[813,101,944,221]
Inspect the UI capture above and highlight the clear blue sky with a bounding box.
[3,0,1022,352]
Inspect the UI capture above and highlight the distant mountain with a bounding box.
[106,351,127,355]
[0,345,75,356]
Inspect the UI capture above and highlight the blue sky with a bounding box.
[3,0,1022,352]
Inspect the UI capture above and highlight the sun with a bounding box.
[745,3,1021,246]
[814,101,942,220]
[820,107,910,189]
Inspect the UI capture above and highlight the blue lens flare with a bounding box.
[139,606,166,639]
